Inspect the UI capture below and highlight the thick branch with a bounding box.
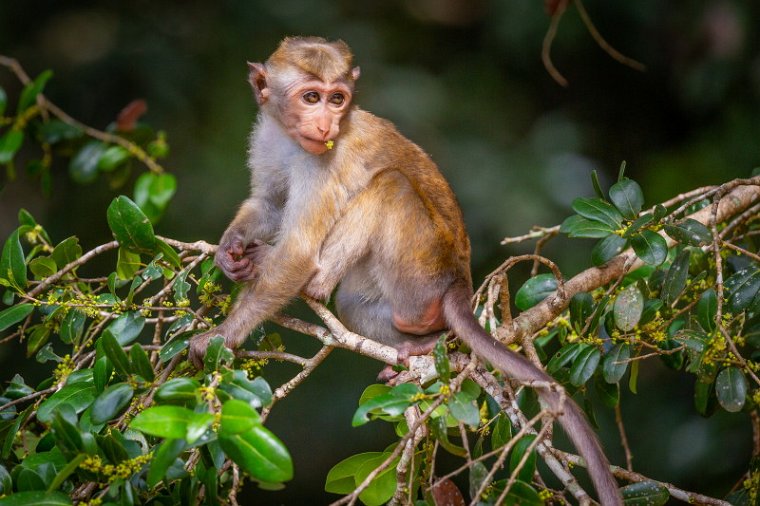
[495,182,760,344]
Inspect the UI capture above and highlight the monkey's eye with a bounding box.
[329,93,345,106]
[302,91,320,104]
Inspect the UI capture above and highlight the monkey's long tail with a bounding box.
[443,282,622,506]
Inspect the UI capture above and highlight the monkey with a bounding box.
[188,37,621,505]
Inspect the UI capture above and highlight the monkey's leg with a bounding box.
[335,284,441,380]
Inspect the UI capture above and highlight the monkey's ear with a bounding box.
[351,66,361,81]
[247,62,270,105]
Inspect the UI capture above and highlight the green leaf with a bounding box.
[37,382,96,423]
[594,374,620,408]
[592,234,627,266]
[0,86,6,116]
[147,439,186,488]
[29,257,57,279]
[116,246,141,280]
[1,229,27,289]
[571,197,624,229]
[508,435,537,483]
[614,284,644,332]
[107,196,157,253]
[569,346,601,387]
[590,169,604,199]
[60,310,86,345]
[640,298,663,325]
[352,383,421,427]
[17,70,53,112]
[560,215,615,238]
[69,141,107,184]
[491,414,512,449]
[218,370,274,407]
[609,178,644,219]
[715,367,748,413]
[547,343,585,374]
[617,160,627,181]
[725,268,760,314]
[186,412,215,444]
[219,425,293,483]
[661,249,690,306]
[93,356,110,394]
[108,312,145,346]
[159,336,189,362]
[447,391,479,427]
[36,342,60,363]
[0,303,33,332]
[50,406,84,452]
[156,239,182,269]
[0,491,71,506]
[325,452,384,494]
[130,405,195,439]
[499,480,542,506]
[2,406,32,458]
[515,273,557,311]
[429,416,467,457]
[0,130,24,164]
[26,325,50,358]
[156,378,200,403]
[433,337,450,382]
[203,336,234,373]
[623,213,653,238]
[569,292,593,331]
[91,382,134,424]
[97,145,131,172]
[134,173,177,223]
[629,359,639,394]
[47,454,87,493]
[99,330,132,377]
[663,219,712,247]
[355,454,398,506]
[38,120,83,144]
[5,374,33,399]
[602,343,631,383]
[620,480,669,505]
[129,345,155,382]
[51,236,82,268]
[696,289,717,332]
[631,230,668,266]
[220,399,260,435]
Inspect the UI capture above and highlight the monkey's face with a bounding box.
[283,80,353,155]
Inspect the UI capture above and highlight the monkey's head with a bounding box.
[248,36,361,155]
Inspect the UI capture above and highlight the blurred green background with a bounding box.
[1,1,758,503]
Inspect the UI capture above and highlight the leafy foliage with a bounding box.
[1,63,758,505]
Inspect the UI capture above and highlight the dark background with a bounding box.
[1,1,758,502]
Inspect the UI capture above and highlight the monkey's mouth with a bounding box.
[299,135,332,155]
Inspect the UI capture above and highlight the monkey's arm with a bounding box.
[190,191,339,367]
[216,189,283,281]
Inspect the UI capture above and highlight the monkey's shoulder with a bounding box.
[347,109,440,178]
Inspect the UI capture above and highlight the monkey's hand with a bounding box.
[215,234,270,282]
[188,331,213,369]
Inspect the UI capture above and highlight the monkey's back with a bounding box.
[344,109,473,287]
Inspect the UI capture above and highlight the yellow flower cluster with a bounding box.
[77,499,102,506]
[53,355,76,383]
[745,469,759,506]
[198,281,222,307]
[241,358,268,378]
[538,489,554,501]
[79,453,152,482]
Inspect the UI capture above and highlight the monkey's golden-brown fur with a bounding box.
[189,36,621,505]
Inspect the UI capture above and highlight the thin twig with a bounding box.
[542,0,570,87]
[574,0,646,72]
[615,403,633,471]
